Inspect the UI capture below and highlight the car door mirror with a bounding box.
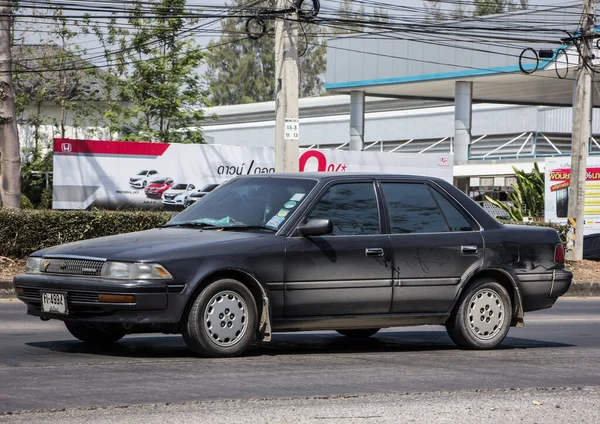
[298,219,333,237]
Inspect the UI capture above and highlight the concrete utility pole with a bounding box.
[567,0,596,260]
[0,1,21,208]
[274,0,299,172]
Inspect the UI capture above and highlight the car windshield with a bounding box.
[137,170,148,175]
[152,178,167,184]
[191,192,206,198]
[172,184,188,190]
[168,177,317,230]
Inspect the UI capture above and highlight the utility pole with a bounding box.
[567,0,596,260]
[0,1,21,208]
[274,0,299,172]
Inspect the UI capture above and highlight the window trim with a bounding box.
[426,182,481,232]
[291,180,384,237]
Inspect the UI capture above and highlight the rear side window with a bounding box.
[381,183,448,234]
[430,188,474,232]
[307,183,380,236]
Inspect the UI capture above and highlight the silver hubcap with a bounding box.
[467,289,504,340]
[204,291,248,347]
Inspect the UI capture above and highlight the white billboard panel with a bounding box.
[52,139,453,210]
[545,156,600,234]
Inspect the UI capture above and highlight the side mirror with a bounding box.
[298,219,333,237]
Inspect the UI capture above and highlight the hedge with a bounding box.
[0,209,173,258]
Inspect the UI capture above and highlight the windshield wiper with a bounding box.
[161,222,219,228]
[217,225,276,232]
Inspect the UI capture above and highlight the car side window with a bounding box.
[190,185,195,190]
[430,188,474,232]
[381,183,448,234]
[306,183,380,236]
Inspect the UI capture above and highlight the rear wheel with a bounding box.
[336,328,380,338]
[446,278,511,350]
[182,278,258,357]
[64,321,126,345]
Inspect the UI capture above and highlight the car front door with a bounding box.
[284,181,393,317]
[380,181,484,313]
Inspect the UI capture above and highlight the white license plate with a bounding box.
[41,292,68,315]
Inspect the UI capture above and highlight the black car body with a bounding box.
[583,233,600,260]
[14,174,572,357]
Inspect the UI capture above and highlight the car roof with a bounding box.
[237,172,446,183]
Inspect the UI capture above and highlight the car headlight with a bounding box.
[101,262,173,280]
[25,256,42,274]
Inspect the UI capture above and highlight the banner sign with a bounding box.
[53,138,453,210]
[545,157,600,234]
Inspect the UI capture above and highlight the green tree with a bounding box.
[205,0,327,105]
[473,0,529,16]
[92,0,209,143]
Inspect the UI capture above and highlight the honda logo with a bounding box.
[61,143,72,153]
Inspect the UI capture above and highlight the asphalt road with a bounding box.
[0,298,599,418]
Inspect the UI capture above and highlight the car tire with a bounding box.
[64,321,126,344]
[445,278,512,350]
[336,328,380,338]
[182,278,258,357]
[142,180,147,188]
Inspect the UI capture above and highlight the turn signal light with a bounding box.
[98,294,136,304]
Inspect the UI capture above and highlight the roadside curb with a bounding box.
[1,279,600,299]
[565,281,600,297]
[0,280,14,299]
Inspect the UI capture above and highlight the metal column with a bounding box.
[349,91,365,151]
[454,81,473,165]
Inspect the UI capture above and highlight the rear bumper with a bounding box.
[518,269,573,312]
[13,274,186,324]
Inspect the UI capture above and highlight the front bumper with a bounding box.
[130,180,144,188]
[13,273,186,324]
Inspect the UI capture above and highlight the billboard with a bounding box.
[52,138,453,210]
[545,156,600,234]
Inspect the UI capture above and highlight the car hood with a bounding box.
[36,228,272,262]
[164,189,186,195]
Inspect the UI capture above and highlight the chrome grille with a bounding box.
[42,258,104,276]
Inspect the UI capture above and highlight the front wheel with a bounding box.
[182,279,258,357]
[64,321,126,345]
[446,278,512,350]
[336,328,380,338]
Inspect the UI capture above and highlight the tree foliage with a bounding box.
[423,0,528,19]
[205,0,327,106]
[86,0,209,143]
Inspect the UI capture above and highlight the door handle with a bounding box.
[461,245,479,254]
[365,248,385,258]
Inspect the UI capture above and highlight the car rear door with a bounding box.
[284,181,393,317]
[379,181,484,313]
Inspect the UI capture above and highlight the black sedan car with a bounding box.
[14,174,572,357]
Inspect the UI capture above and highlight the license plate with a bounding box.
[41,292,68,315]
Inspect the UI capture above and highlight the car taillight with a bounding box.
[554,243,565,265]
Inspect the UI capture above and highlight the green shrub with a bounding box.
[0,209,173,258]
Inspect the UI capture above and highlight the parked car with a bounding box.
[161,183,196,206]
[129,170,159,188]
[183,183,220,208]
[14,173,572,358]
[584,233,600,260]
[144,178,174,198]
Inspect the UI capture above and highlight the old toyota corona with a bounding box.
[13,174,572,357]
